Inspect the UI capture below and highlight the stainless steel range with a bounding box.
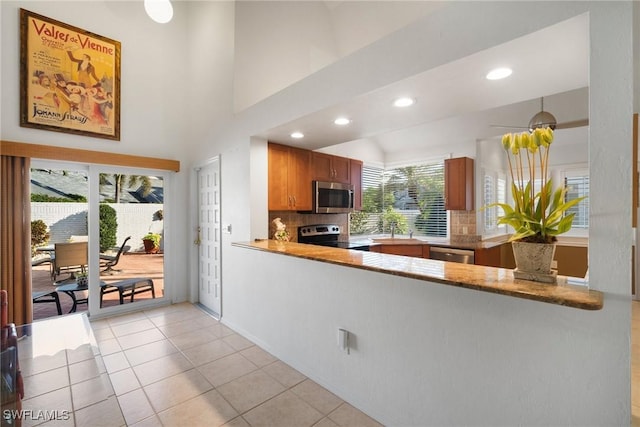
[298,224,370,251]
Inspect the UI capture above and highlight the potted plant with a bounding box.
[488,127,585,283]
[142,232,161,254]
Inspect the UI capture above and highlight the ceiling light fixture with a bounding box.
[393,97,415,108]
[144,0,174,24]
[290,132,304,139]
[486,67,512,80]
[334,117,351,125]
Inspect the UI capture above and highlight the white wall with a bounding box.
[227,247,627,425]
[219,1,633,424]
[1,1,191,302]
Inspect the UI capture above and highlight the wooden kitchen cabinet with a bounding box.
[350,159,363,211]
[445,157,474,210]
[268,143,312,211]
[312,152,351,183]
[377,244,425,257]
[474,245,501,267]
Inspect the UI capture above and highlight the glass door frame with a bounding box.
[87,164,173,318]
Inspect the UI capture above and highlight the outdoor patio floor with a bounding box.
[32,252,165,321]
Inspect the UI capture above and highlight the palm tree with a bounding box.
[99,174,152,203]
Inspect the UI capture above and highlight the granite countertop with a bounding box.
[233,240,603,311]
[353,236,508,250]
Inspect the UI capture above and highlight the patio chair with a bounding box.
[100,278,155,307]
[100,236,131,274]
[51,241,88,281]
[32,290,62,316]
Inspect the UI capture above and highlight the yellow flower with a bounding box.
[501,133,512,151]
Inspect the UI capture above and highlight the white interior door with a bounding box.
[197,159,221,315]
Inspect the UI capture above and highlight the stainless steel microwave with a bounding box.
[313,181,354,213]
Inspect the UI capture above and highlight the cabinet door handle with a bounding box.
[292,196,297,206]
[288,195,292,207]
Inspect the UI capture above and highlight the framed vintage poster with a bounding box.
[20,9,121,140]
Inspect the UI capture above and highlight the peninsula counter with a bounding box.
[233,239,602,311]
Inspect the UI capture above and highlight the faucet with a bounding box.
[409,229,414,239]
[390,222,396,238]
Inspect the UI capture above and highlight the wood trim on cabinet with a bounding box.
[0,140,180,172]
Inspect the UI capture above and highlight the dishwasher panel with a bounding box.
[429,246,475,264]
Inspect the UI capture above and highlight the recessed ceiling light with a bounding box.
[334,117,351,125]
[486,67,513,80]
[144,0,174,24]
[393,97,415,108]
[290,132,304,139]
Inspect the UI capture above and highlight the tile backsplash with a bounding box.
[450,210,481,243]
[268,212,349,241]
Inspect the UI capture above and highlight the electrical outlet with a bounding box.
[462,226,468,234]
[551,260,558,269]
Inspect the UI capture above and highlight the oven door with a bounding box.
[313,181,354,213]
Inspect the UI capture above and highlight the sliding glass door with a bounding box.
[30,160,171,319]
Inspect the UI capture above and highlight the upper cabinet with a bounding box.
[444,157,474,211]
[312,152,351,184]
[268,143,363,212]
[268,143,312,211]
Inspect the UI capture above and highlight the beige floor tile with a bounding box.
[107,311,150,327]
[110,318,157,337]
[92,326,115,342]
[156,318,200,338]
[89,319,111,330]
[313,417,340,427]
[262,360,306,388]
[71,373,114,410]
[129,414,163,427]
[133,352,194,386]
[328,403,383,427]
[144,369,213,413]
[98,338,122,356]
[19,351,68,377]
[223,416,251,427]
[158,389,238,427]
[108,367,141,396]
[208,322,237,338]
[240,346,278,368]
[168,328,218,351]
[217,369,286,413]
[116,327,166,350]
[198,353,258,387]
[124,339,178,366]
[194,315,224,329]
[69,357,102,384]
[223,333,255,351]
[181,338,236,367]
[243,390,324,427]
[66,343,98,365]
[148,308,206,327]
[24,366,70,398]
[102,351,131,374]
[117,388,156,426]
[21,387,73,427]
[291,379,343,415]
[74,396,125,427]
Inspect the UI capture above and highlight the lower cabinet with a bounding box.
[377,245,424,257]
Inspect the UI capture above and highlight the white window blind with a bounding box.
[483,171,506,235]
[565,174,589,229]
[351,163,446,237]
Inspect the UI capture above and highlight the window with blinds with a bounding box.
[483,171,506,235]
[350,162,447,237]
[565,174,589,228]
